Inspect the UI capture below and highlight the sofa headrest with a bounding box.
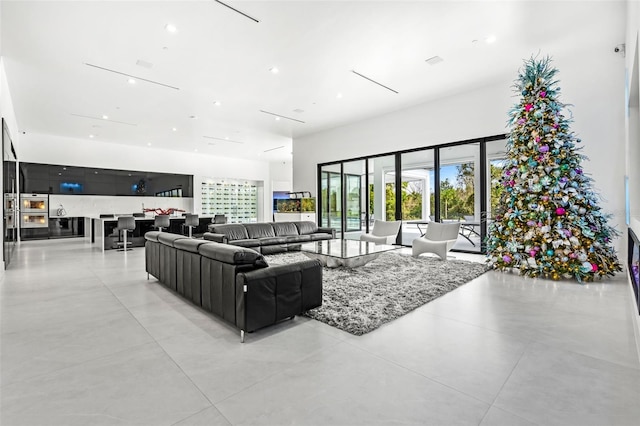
[294,221,318,235]
[210,224,249,241]
[244,223,275,239]
[198,242,268,268]
[272,222,299,237]
[144,231,160,242]
[174,238,209,253]
[157,232,189,247]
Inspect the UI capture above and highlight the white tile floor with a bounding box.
[1,238,639,425]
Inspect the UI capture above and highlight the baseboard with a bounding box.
[626,272,640,365]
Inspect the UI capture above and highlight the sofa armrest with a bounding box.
[203,232,227,243]
[316,227,336,238]
[236,260,323,332]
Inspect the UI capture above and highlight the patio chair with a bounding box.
[412,221,460,260]
[360,220,401,245]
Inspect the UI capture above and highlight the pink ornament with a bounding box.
[541,196,549,201]
[527,220,536,226]
[502,255,512,263]
[535,136,541,143]
[524,103,533,111]
[556,207,566,215]
[591,263,598,272]
[509,180,515,187]
[518,118,526,125]
[529,250,536,257]
[539,145,549,153]
[539,91,547,98]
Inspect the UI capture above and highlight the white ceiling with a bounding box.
[1,1,626,162]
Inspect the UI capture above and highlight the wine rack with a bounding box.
[201,179,258,223]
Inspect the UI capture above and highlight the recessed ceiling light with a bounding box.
[194,149,198,152]
[128,173,132,177]
[63,167,67,170]
[94,171,99,174]
[425,56,444,66]
[58,172,62,176]
[147,142,152,146]
[102,115,108,120]
[213,101,221,106]
[336,92,343,99]
[225,136,229,140]
[128,78,136,84]
[275,116,281,121]
[165,23,177,33]
[172,127,177,132]
[269,67,279,74]
[89,134,94,138]
[485,35,497,44]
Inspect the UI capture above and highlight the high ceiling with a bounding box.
[1,1,625,162]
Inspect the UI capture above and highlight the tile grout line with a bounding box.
[97,270,225,422]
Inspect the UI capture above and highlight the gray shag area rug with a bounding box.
[264,251,488,336]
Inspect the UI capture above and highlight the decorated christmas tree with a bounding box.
[487,56,621,281]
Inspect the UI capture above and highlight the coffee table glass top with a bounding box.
[298,239,398,259]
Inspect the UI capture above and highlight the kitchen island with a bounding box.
[91,215,214,251]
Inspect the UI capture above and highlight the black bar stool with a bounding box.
[116,216,136,251]
[185,214,199,238]
[154,215,170,232]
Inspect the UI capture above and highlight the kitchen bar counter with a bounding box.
[91,216,214,251]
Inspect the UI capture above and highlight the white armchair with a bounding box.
[412,222,460,260]
[360,220,401,245]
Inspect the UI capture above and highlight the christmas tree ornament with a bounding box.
[486,56,621,282]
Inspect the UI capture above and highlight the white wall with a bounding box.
[0,59,19,149]
[626,1,640,227]
[19,133,274,221]
[293,49,627,255]
[269,160,292,192]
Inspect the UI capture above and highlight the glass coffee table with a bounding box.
[298,239,400,268]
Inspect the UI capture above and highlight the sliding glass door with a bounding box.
[320,164,342,233]
[439,143,481,252]
[343,160,365,237]
[400,150,434,245]
[317,134,506,254]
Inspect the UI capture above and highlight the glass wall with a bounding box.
[320,164,342,233]
[486,138,509,221]
[343,160,365,236]
[400,150,434,245]
[439,143,481,252]
[317,134,507,254]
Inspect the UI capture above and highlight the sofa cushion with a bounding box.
[199,242,268,268]
[157,232,189,247]
[272,222,299,237]
[244,223,276,239]
[174,238,209,253]
[284,234,311,243]
[258,236,288,246]
[144,231,160,242]
[210,224,249,241]
[294,221,318,235]
[229,239,261,248]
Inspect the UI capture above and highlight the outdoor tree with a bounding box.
[487,56,621,281]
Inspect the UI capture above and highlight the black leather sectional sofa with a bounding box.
[204,221,335,254]
[144,231,323,342]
